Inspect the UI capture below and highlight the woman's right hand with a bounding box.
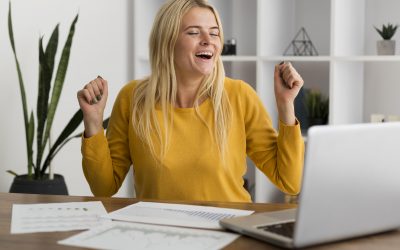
[77,76,108,137]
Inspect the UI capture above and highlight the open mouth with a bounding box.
[195,51,213,59]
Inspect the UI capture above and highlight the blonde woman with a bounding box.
[77,0,304,202]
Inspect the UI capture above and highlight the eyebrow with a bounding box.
[184,25,219,31]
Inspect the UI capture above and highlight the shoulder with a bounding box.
[224,77,259,101]
[113,80,142,112]
[223,77,267,118]
[115,79,145,103]
[118,80,139,97]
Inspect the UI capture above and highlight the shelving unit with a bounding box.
[133,0,400,202]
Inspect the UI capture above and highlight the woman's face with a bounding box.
[174,7,222,81]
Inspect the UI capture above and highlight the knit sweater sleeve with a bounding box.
[81,82,134,196]
[240,81,305,195]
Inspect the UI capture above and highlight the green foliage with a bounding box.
[374,23,398,40]
[8,2,83,179]
[304,89,329,125]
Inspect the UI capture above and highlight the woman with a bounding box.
[77,0,304,202]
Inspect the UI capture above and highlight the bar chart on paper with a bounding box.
[58,221,239,250]
[103,202,254,229]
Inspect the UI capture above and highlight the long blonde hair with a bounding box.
[132,0,231,162]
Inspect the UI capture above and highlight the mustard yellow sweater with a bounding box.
[82,78,304,202]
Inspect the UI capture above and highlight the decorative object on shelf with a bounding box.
[374,23,398,55]
[370,113,385,123]
[304,89,329,127]
[370,114,400,123]
[7,3,81,195]
[283,27,318,56]
[222,38,236,55]
[387,114,400,122]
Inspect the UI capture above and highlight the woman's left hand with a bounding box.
[274,62,304,125]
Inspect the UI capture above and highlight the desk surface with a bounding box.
[1,192,399,250]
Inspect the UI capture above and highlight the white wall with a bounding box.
[0,0,134,197]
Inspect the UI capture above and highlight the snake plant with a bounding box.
[8,2,84,179]
[304,89,329,125]
[374,23,398,40]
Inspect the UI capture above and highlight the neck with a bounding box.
[175,74,204,108]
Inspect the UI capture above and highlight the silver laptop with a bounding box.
[220,122,400,248]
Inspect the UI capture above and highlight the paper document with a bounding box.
[103,201,254,229]
[58,221,239,250]
[11,201,108,234]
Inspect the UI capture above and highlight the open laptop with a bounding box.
[220,122,400,248]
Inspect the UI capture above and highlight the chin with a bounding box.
[197,67,215,76]
[199,70,213,76]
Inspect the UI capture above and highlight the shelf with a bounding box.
[221,56,258,62]
[260,56,331,62]
[262,56,400,62]
[334,56,400,62]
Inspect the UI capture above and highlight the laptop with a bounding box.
[220,122,400,248]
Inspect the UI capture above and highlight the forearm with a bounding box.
[81,130,120,196]
[277,101,296,126]
[255,121,304,195]
[275,121,304,194]
[83,116,104,138]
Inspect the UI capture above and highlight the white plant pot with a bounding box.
[376,40,396,55]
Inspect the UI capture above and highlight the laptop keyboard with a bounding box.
[257,222,295,238]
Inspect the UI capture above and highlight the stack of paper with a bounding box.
[11,201,254,250]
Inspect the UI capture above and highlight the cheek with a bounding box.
[174,43,188,63]
[214,40,222,54]
[174,39,194,58]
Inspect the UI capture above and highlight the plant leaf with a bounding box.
[36,37,48,170]
[41,14,78,171]
[375,23,398,40]
[40,109,83,175]
[44,24,59,78]
[6,170,19,177]
[28,111,35,177]
[8,2,33,175]
[36,25,59,171]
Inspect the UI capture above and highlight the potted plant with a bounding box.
[304,89,329,127]
[374,23,398,55]
[7,3,83,195]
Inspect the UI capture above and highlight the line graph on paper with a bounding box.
[58,221,239,250]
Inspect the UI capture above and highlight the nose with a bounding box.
[200,33,211,46]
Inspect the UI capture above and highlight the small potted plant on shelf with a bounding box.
[304,89,329,127]
[7,3,83,195]
[374,23,398,55]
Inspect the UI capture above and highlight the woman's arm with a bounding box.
[240,71,304,195]
[78,78,132,196]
